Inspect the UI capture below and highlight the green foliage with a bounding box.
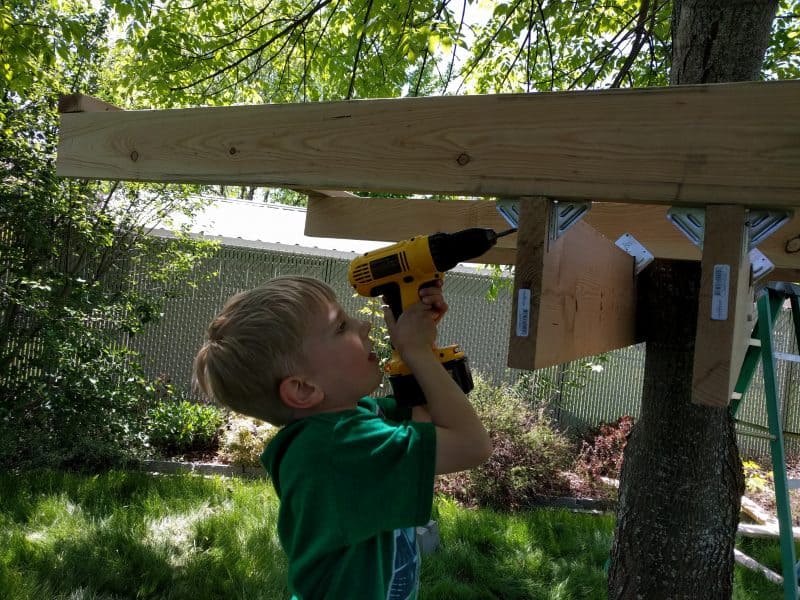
[0,3,219,471]
[357,296,393,364]
[147,400,224,456]
[485,264,514,301]
[438,375,575,511]
[742,459,771,494]
[219,416,277,468]
[763,1,800,79]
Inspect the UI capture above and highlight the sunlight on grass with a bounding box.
[0,470,793,599]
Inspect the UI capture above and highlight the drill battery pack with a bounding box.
[389,355,474,407]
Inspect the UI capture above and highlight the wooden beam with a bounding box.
[305,195,516,264]
[692,205,754,407]
[58,93,121,114]
[57,81,800,207]
[508,198,637,370]
[304,194,800,272]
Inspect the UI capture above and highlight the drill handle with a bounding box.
[381,285,403,321]
[377,278,441,322]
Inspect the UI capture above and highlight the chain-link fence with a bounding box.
[125,239,799,457]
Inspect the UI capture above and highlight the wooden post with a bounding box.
[692,204,754,407]
[508,198,637,370]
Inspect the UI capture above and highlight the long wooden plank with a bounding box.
[508,198,637,370]
[305,195,516,264]
[58,93,122,114]
[57,81,800,207]
[737,523,800,540]
[304,194,800,271]
[692,205,754,407]
[733,549,784,585]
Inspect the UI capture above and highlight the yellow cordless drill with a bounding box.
[349,227,516,406]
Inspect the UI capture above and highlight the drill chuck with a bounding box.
[427,227,513,271]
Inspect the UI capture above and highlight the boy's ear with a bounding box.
[279,376,324,410]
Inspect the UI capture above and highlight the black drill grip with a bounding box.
[390,356,474,407]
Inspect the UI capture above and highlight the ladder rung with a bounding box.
[789,479,800,491]
[775,351,800,364]
[749,338,762,347]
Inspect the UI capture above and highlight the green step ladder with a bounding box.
[731,281,800,600]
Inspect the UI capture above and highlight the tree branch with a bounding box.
[347,0,375,99]
[609,0,651,88]
[171,0,334,91]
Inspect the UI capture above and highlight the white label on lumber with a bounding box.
[711,264,730,320]
[516,289,531,337]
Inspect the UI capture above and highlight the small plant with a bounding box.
[575,415,634,482]
[742,459,770,494]
[437,374,574,511]
[147,400,224,456]
[219,416,277,467]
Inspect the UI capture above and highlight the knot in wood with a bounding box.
[130,150,139,162]
[456,152,471,166]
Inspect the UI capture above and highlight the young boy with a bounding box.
[193,275,492,599]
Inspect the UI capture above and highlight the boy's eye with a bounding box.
[337,321,347,332]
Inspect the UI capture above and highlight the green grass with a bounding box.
[0,470,792,599]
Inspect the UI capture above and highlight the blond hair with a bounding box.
[193,276,337,425]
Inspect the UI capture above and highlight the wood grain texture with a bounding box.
[692,205,754,407]
[508,198,637,370]
[58,93,121,114]
[57,81,800,206]
[304,195,800,271]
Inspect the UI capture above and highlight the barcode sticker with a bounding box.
[516,289,531,337]
[711,264,730,320]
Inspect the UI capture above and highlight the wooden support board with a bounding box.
[305,194,517,265]
[57,81,800,207]
[508,198,637,370]
[693,205,754,407]
[304,193,800,273]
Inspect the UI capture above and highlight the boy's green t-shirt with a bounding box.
[261,397,436,600]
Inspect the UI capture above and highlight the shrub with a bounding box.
[436,375,574,511]
[147,400,224,456]
[0,342,158,472]
[574,415,634,482]
[219,416,277,468]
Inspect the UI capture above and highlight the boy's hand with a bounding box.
[418,280,448,324]
[382,280,448,359]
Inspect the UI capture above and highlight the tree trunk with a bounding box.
[609,1,779,597]
[608,261,745,597]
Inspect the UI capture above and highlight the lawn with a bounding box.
[0,470,791,599]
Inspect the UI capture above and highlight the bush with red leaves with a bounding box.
[575,415,634,482]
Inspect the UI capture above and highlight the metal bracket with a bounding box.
[666,207,706,248]
[748,210,793,249]
[667,207,793,251]
[549,201,590,241]
[496,198,521,229]
[749,247,775,283]
[496,198,590,242]
[615,233,654,275]
[667,207,789,284]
